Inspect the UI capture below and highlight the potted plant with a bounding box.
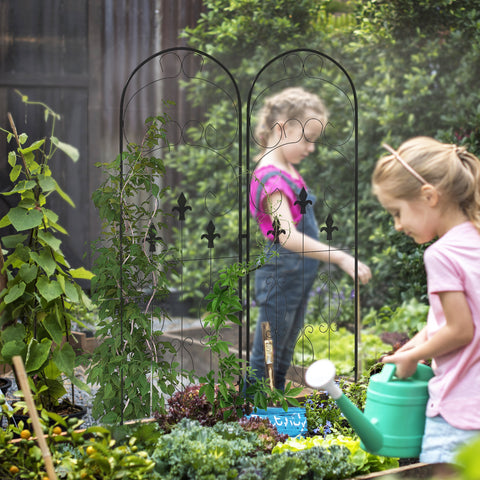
[0,92,94,418]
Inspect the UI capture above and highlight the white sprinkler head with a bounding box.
[305,359,342,399]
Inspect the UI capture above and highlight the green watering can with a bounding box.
[305,359,434,458]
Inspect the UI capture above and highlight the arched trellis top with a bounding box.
[117,45,244,296]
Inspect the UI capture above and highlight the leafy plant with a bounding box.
[273,435,399,476]
[238,416,288,453]
[199,258,304,414]
[0,92,94,412]
[238,445,356,480]
[154,383,252,433]
[151,418,260,479]
[363,297,429,340]
[86,111,181,423]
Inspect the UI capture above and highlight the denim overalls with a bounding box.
[250,170,320,390]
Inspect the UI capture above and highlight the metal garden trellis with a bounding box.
[117,46,361,420]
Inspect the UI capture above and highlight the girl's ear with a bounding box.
[421,184,440,207]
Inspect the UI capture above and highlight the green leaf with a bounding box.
[38,230,62,251]
[8,206,43,231]
[6,179,37,195]
[1,324,26,344]
[69,267,95,280]
[38,176,56,193]
[19,139,45,155]
[53,343,75,376]
[18,263,38,284]
[4,281,26,303]
[7,151,17,167]
[36,277,63,302]
[1,340,26,363]
[25,338,52,373]
[9,164,22,182]
[43,313,64,345]
[51,137,80,162]
[63,279,79,302]
[53,179,75,207]
[30,249,56,276]
[1,233,28,249]
[203,383,216,405]
[0,214,12,228]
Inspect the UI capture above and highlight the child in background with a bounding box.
[249,87,371,391]
[372,137,480,474]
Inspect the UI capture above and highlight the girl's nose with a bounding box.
[394,218,403,232]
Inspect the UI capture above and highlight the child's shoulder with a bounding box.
[427,222,480,258]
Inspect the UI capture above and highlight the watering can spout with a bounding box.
[305,359,384,453]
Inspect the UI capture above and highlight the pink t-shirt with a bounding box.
[249,165,307,240]
[423,221,480,429]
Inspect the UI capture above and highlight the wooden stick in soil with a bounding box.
[12,356,58,480]
[262,322,274,391]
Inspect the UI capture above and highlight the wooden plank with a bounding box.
[349,463,433,479]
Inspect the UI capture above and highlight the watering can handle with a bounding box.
[377,362,434,382]
[376,363,397,382]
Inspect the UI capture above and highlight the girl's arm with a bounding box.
[383,291,474,378]
[267,191,371,284]
[395,326,428,352]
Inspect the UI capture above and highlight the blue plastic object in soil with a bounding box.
[247,407,307,437]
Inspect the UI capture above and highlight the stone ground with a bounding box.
[1,366,99,428]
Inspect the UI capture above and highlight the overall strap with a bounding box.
[254,169,302,209]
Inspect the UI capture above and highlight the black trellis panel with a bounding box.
[116,47,361,417]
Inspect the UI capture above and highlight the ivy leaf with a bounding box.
[25,338,52,373]
[8,206,43,231]
[18,263,38,284]
[2,324,26,344]
[4,281,26,304]
[53,342,75,377]
[38,230,62,251]
[36,277,63,302]
[30,249,56,277]
[1,340,27,363]
[1,233,28,249]
[51,137,80,162]
[43,313,64,345]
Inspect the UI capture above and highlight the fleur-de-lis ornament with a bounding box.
[201,220,221,248]
[172,192,192,221]
[320,213,338,241]
[294,187,312,214]
[267,216,286,244]
[147,223,162,253]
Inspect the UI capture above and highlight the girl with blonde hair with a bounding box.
[372,136,480,471]
[249,87,371,390]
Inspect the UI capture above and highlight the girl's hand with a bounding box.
[337,255,372,285]
[382,351,419,379]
